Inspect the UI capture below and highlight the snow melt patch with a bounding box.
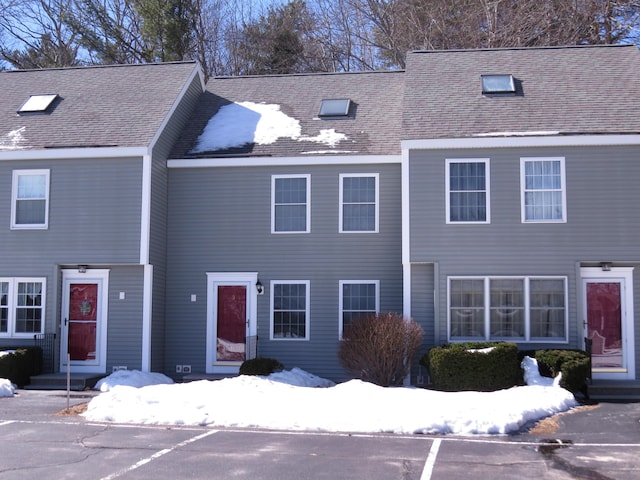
[83,367,576,434]
[0,127,27,150]
[0,378,16,398]
[191,101,347,152]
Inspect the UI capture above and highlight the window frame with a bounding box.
[338,280,380,339]
[339,173,379,233]
[11,169,50,229]
[447,276,568,343]
[520,157,567,223]
[270,280,310,341]
[271,174,311,234]
[445,158,490,224]
[0,277,46,338]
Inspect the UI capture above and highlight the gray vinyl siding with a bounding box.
[149,73,203,371]
[0,157,143,265]
[105,266,145,370]
[408,145,640,373]
[166,163,402,381]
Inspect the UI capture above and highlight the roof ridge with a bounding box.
[1,60,198,74]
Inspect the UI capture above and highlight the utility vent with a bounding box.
[481,75,516,94]
[319,98,351,117]
[18,94,59,113]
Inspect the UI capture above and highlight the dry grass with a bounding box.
[55,402,88,416]
[528,404,599,434]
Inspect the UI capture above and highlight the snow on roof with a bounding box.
[191,101,348,153]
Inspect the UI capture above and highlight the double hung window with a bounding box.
[340,174,378,232]
[521,158,566,222]
[11,170,50,229]
[0,278,46,337]
[271,281,309,340]
[446,159,489,223]
[449,276,567,342]
[339,281,379,338]
[272,175,310,233]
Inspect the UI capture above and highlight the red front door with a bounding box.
[586,282,623,369]
[216,285,247,362]
[68,283,98,361]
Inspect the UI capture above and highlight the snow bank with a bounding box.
[0,378,15,398]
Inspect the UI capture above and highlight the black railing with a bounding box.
[34,333,56,374]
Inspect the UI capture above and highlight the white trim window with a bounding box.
[272,174,310,233]
[339,174,379,232]
[448,276,567,343]
[11,169,50,229]
[0,278,46,337]
[339,280,379,338]
[270,281,310,340]
[520,157,566,222]
[446,159,490,223]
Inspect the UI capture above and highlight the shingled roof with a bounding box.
[170,70,405,158]
[402,44,640,140]
[0,61,199,152]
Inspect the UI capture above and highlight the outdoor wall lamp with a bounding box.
[78,265,88,273]
[600,262,612,272]
[256,279,264,295]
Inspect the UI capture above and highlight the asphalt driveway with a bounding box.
[1,390,638,479]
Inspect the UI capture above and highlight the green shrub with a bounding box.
[239,357,284,376]
[534,349,590,393]
[338,312,424,387]
[0,347,41,387]
[422,342,520,391]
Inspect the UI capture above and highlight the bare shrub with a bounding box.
[338,312,424,387]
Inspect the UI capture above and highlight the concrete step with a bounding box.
[25,373,104,391]
[587,381,640,401]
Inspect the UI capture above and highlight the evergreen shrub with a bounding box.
[0,347,42,386]
[534,349,590,393]
[421,342,520,391]
[239,357,284,376]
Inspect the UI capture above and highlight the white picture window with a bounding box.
[339,280,379,338]
[521,157,566,222]
[0,278,46,337]
[272,175,310,233]
[340,174,379,232]
[11,169,50,229]
[448,276,567,343]
[270,281,310,340]
[446,159,490,223]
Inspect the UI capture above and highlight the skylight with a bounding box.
[481,75,516,94]
[319,98,351,117]
[18,94,59,113]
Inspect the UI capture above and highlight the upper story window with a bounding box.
[446,159,490,223]
[270,281,310,340]
[448,276,567,343]
[340,174,379,232]
[272,175,310,233]
[339,280,379,339]
[11,169,50,229]
[521,157,566,223]
[0,278,46,338]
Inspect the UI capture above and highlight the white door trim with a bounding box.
[581,267,635,380]
[206,272,258,374]
[60,269,110,373]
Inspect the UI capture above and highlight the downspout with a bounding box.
[140,151,152,372]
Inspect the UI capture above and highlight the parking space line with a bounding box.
[0,421,14,427]
[99,429,218,480]
[421,438,441,480]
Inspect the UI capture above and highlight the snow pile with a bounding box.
[0,379,16,398]
[94,370,174,392]
[191,101,347,152]
[521,356,562,387]
[83,363,577,435]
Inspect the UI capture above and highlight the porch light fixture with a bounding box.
[256,279,264,295]
[78,265,87,273]
[600,262,612,272]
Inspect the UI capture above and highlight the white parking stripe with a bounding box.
[99,429,217,480]
[421,438,441,480]
[0,421,14,426]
